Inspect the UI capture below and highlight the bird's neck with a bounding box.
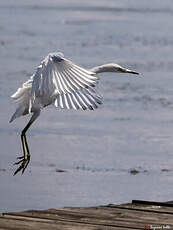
[90,64,115,74]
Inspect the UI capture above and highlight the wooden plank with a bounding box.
[3,207,173,229]
[1,213,142,230]
[132,199,173,207]
[58,206,173,224]
[1,200,173,230]
[0,215,133,230]
[108,203,173,215]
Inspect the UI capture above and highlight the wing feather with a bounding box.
[72,66,97,83]
[71,92,84,110]
[63,94,70,109]
[64,69,86,90]
[66,93,77,110]
[53,65,68,93]
[69,94,80,110]
[58,71,71,94]
[67,69,89,88]
[30,52,102,111]
[59,71,74,93]
[69,68,94,87]
[63,69,81,90]
[75,91,88,110]
[59,94,64,108]
[53,71,61,94]
[68,70,87,89]
[78,91,96,109]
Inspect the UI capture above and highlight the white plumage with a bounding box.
[11,52,139,175]
[10,53,102,123]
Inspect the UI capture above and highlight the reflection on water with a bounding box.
[1,0,173,212]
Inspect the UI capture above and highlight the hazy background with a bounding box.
[1,0,173,212]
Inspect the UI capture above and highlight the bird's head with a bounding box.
[91,63,139,75]
[106,63,139,75]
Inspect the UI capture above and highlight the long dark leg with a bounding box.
[14,111,40,175]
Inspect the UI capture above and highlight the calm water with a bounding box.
[1,0,173,212]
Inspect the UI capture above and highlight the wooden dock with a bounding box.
[1,200,173,229]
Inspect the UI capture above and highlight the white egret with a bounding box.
[10,52,139,175]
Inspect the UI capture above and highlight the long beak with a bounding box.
[124,68,139,75]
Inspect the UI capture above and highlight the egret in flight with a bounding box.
[10,52,139,175]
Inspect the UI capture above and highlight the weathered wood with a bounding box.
[56,206,173,224]
[111,203,173,215]
[1,213,142,230]
[0,216,126,230]
[1,200,173,230]
[132,199,173,207]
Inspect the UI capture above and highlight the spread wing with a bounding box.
[30,52,102,111]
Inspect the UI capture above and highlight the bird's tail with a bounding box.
[10,78,33,123]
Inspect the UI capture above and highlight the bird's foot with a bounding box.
[13,154,30,175]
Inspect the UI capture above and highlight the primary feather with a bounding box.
[10,52,102,122]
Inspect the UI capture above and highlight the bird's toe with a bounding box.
[13,155,30,175]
